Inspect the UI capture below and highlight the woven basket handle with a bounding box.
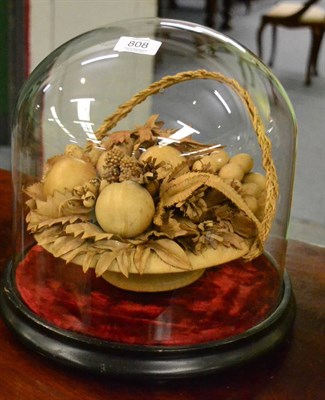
[94,69,278,259]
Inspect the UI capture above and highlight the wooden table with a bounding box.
[0,168,324,399]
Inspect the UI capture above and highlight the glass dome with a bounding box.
[4,18,296,377]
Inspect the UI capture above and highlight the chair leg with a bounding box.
[257,22,266,60]
[244,0,251,15]
[313,29,325,74]
[205,0,217,28]
[269,25,277,67]
[305,28,324,85]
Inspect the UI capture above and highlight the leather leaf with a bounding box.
[134,245,151,274]
[95,251,119,277]
[148,239,191,271]
[65,223,113,241]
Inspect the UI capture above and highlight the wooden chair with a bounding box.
[257,0,325,85]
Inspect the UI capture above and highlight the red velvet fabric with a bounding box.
[15,245,281,346]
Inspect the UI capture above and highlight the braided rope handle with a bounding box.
[94,69,279,259]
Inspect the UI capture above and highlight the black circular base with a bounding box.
[0,260,295,379]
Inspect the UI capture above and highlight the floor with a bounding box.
[1,0,324,246]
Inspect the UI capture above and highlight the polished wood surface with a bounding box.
[0,168,324,399]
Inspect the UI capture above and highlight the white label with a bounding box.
[114,36,162,56]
